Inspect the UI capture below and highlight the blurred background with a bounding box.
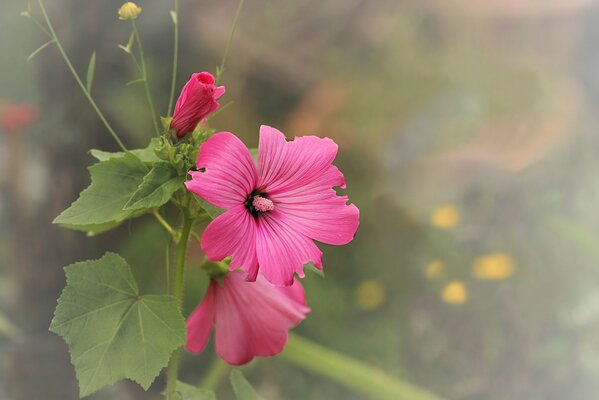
[3,0,599,399]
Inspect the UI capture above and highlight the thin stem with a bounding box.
[165,214,194,400]
[152,208,179,241]
[132,20,161,137]
[215,0,245,84]
[167,0,179,117]
[37,0,127,151]
[282,333,444,400]
[198,357,229,391]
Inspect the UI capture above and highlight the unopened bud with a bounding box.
[118,2,142,20]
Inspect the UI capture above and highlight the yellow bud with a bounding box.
[431,204,459,229]
[118,2,142,20]
[441,281,467,304]
[425,260,445,279]
[473,253,515,280]
[354,280,386,311]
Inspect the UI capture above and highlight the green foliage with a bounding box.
[86,51,96,93]
[89,138,162,163]
[125,162,184,210]
[49,253,186,397]
[194,197,225,219]
[230,370,265,400]
[53,153,149,230]
[171,381,216,400]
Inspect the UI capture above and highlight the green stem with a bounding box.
[167,0,179,117]
[282,333,444,400]
[215,0,245,84]
[37,0,127,151]
[132,20,161,137]
[165,214,193,400]
[198,357,229,391]
[152,208,179,241]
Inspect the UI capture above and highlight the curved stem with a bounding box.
[165,214,193,400]
[37,0,127,151]
[215,0,245,85]
[167,0,179,117]
[132,20,161,137]
[282,333,444,400]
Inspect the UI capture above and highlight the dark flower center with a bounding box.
[245,190,274,216]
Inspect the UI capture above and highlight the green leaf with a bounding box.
[118,31,135,54]
[194,196,225,219]
[50,253,185,397]
[125,163,184,210]
[0,309,20,341]
[168,381,216,400]
[170,9,178,24]
[53,153,148,228]
[90,139,161,164]
[27,39,55,62]
[86,51,96,93]
[230,370,265,400]
[60,220,123,236]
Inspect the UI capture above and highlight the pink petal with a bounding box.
[214,86,226,99]
[271,166,359,245]
[185,283,216,354]
[185,132,258,209]
[255,211,323,286]
[257,125,339,194]
[214,272,310,365]
[201,205,259,279]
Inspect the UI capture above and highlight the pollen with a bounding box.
[252,196,275,212]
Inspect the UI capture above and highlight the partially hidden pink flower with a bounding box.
[186,271,310,365]
[1,102,38,134]
[170,72,225,138]
[185,125,360,286]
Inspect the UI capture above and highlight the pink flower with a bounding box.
[170,72,225,138]
[185,125,360,286]
[1,102,38,134]
[186,271,310,365]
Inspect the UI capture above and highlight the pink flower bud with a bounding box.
[170,72,225,138]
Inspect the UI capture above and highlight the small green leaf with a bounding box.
[118,31,135,54]
[27,39,55,62]
[195,196,225,219]
[50,253,186,397]
[161,116,173,132]
[86,51,96,93]
[0,310,20,341]
[230,370,265,400]
[125,163,184,210]
[170,9,178,24]
[89,139,161,164]
[53,153,149,228]
[304,262,325,278]
[167,381,216,400]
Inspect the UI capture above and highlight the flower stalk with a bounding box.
[36,0,127,151]
[164,213,194,400]
[167,0,180,117]
[131,20,161,137]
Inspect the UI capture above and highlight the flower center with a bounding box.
[245,192,274,216]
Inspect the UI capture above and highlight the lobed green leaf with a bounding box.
[49,253,186,398]
[168,381,216,400]
[124,162,184,210]
[53,153,149,228]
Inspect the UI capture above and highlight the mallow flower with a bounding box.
[170,72,225,138]
[186,271,310,365]
[185,125,359,286]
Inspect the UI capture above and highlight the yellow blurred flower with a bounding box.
[425,260,445,279]
[431,204,459,229]
[118,2,142,20]
[473,253,515,280]
[354,280,386,311]
[441,281,467,304]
